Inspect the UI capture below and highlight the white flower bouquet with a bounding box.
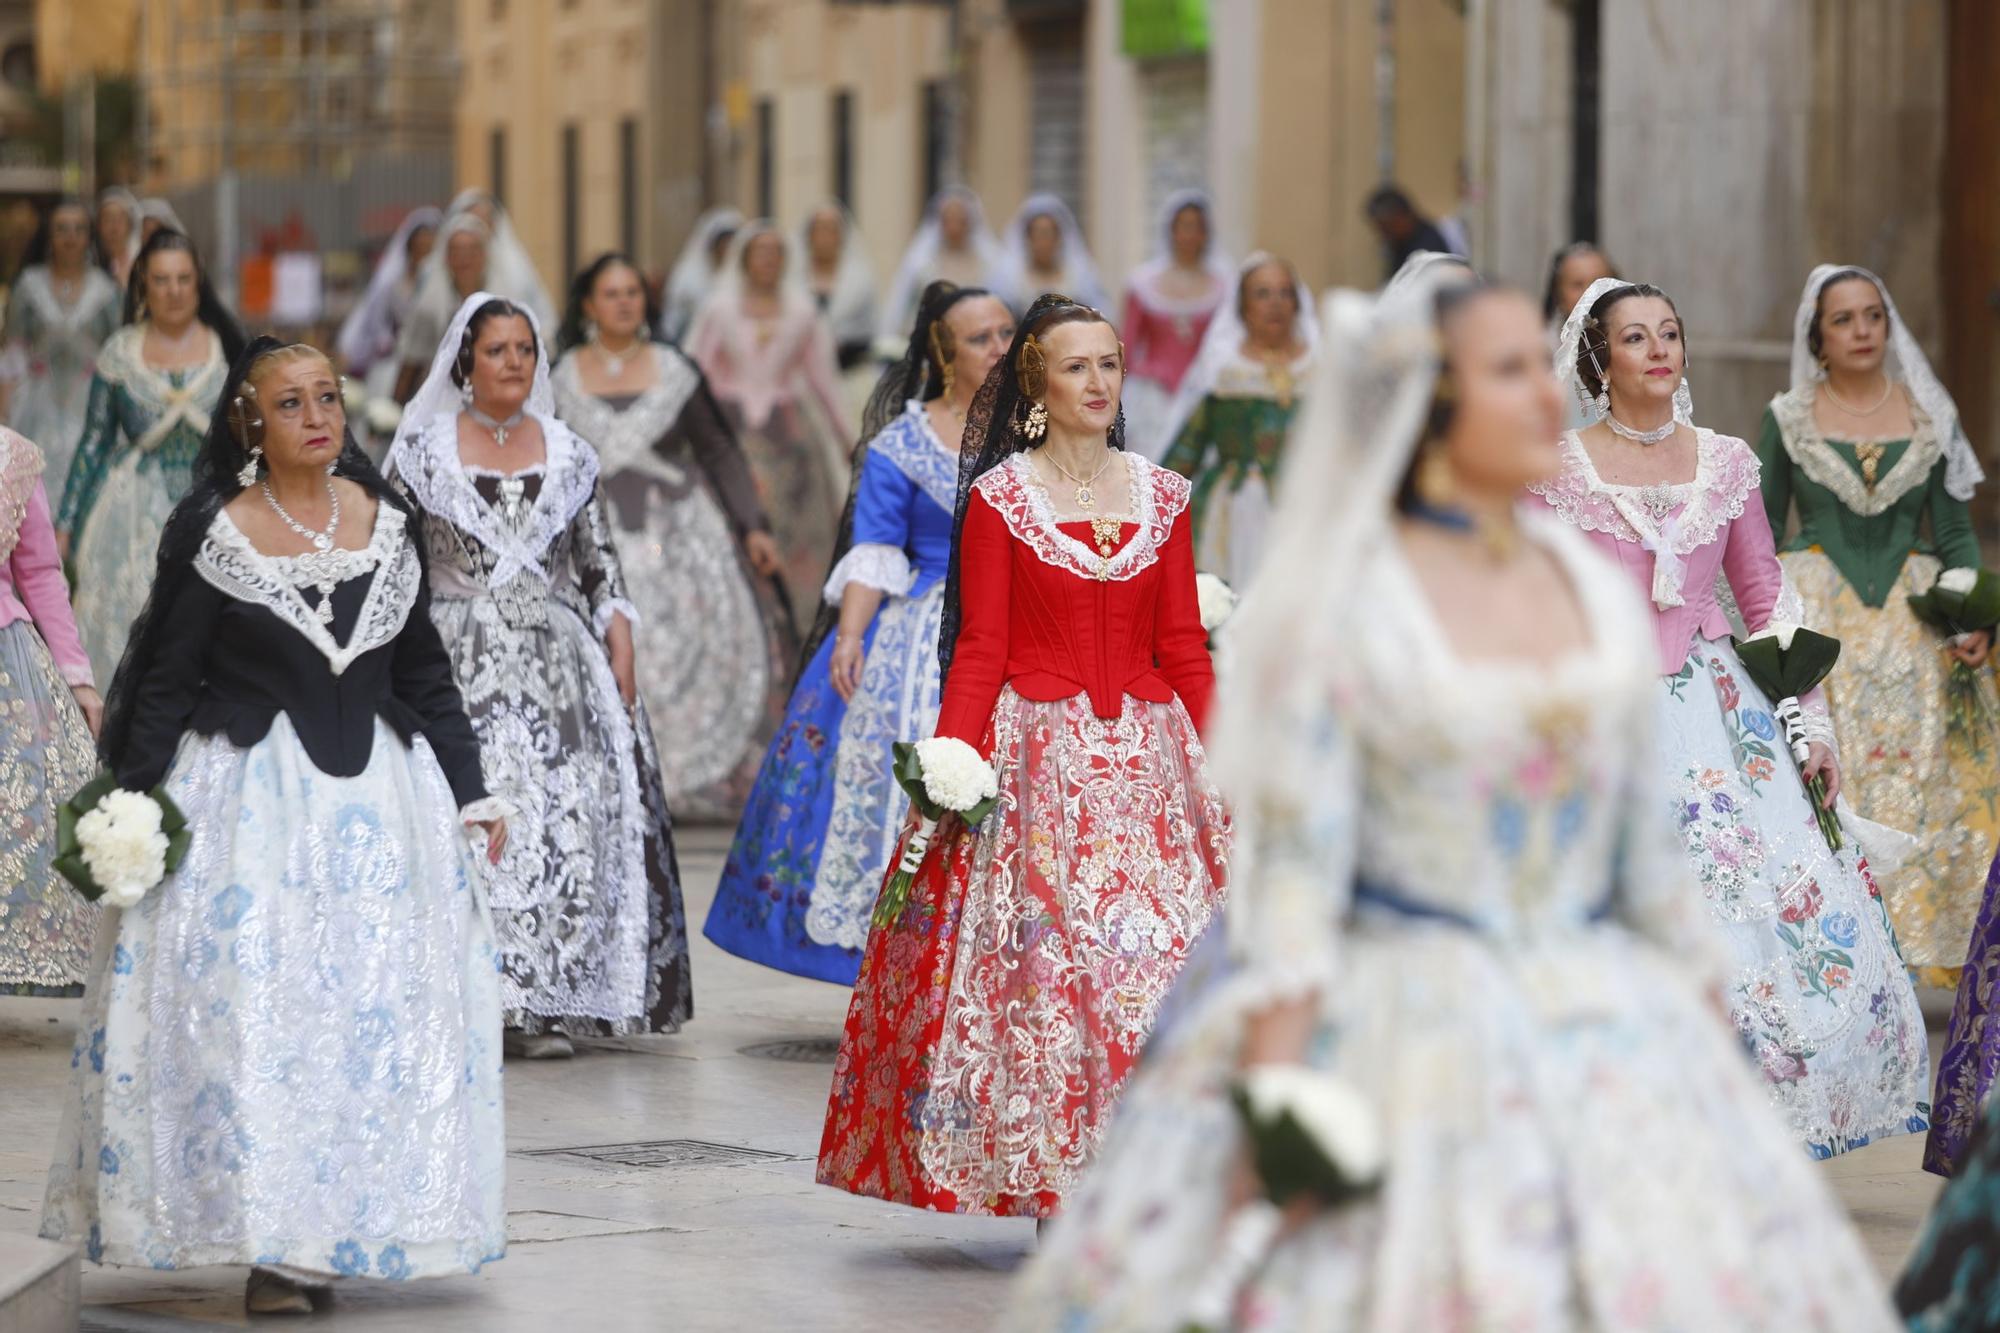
[1195,572,1237,642]
[871,737,1000,928]
[1731,621,1843,851]
[1184,1065,1387,1330]
[54,774,191,909]
[364,397,404,438]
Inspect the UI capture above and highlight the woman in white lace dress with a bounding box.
[390,293,690,1059]
[0,199,123,486]
[1007,272,1904,1333]
[40,338,508,1315]
[1530,278,1928,1158]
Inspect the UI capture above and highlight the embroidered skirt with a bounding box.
[0,619,98,994]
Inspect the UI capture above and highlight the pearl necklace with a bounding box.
[592,336,641,379]
[469,405,526,448]
[1823,375,1895,417]
[261,479,344,624]
[1607,414,1676,446]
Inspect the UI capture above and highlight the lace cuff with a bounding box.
[822,543,914,604]
[593,598,640,638]
[1797,690,1837,754]
[60,663,94,689]
[459,796,513,824]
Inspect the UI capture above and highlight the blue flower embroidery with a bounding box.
[1711,792,1735,814]
[98,1146,118,1175]
[88,1027,106,1074]
[111,944,133,975]
[86,1224,103,1263]
[330,1241,370,1276]
[209,884,254,930]
[376,1246,412,1280]
[1822,911,1860,948]
[1741,710,1778,741]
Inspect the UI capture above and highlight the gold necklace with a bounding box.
[1042,449,1114,511]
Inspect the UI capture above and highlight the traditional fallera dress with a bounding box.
[1006,512,1904,1332]
[0,429,99,995]
[816,450,1229,1216]
[1530,429,1930,1159]
[552,344,794,819]
[1160,347,1312,587]
[707,400,957,984]
[685,292,850,637]
[1759,388,1995,990]
[39,500,507,1280]
[60,325,229,683]
[392,411,691,1036]
[0,264,122,488]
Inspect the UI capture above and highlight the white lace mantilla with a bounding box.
[13,265,120,335]
[1767,385,1941,518]
[550,345,701,483]
[389,411,600,592]
[975,451,1189,584]
[873,401,964,515]
[93,324,227,453]
[193,504,419,676]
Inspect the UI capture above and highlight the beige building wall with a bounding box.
[33,0,138,91]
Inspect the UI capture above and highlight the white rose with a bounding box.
[1937,567,1979,596]
[912,736,998,813]
[342,378,369,415]
[1240,1064,1386,1183]
[75,789,170,908]
[1749,621,1801,651]
[365,398,403,437]
[1195,572,1237,635]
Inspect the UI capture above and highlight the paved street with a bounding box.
[0,826,1947,1330]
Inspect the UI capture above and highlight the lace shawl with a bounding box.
[973,451,1191,584]
[1766,385,1942,519]
[92,324,229,453]
[550,345,702,482]
[0,429,45,565]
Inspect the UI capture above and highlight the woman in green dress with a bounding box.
[1756,264,1991,990]
[56,228,245,682]
[1157,252,1316,588]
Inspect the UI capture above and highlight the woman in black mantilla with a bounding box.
[389,291,691,1060]
[39,337,509,1314]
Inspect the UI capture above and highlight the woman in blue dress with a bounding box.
[704,281,1015,982]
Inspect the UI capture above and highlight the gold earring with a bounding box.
[1024,401,1048,440]
[940,360,956,396]
[1415,441,1455,508]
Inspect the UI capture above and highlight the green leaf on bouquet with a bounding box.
[1227,1086,1381,1210]
[890,741,946,821]
[51,773,189,901]
[1963,570,2000,631]
[1731,628,1841,700]
[1907,589,1950,631]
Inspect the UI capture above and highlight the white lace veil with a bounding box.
[801,201,877,350]
[1126,188,1235,308]
[664,207,745,341]
[96,187,142,274]
[1787,263,1982,501]
[406,192,555,337]
[138,197,190,237]
[1382,249,1473,301]
[1207,272,1451,816]
[1143,252,1320,461]
[878,186,1010,345]
[690,219,818,333]
[388,289,556,466]
[336,206,442,374]
[999,192,1108,312]
[1552,275,1695,427]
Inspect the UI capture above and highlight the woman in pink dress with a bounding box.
[1530,276,1929,1159]
[1120,191,1231,459]
[0,424,103,994]
[685,221,852,634]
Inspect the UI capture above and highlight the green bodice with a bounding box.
[1162,393,1300,527]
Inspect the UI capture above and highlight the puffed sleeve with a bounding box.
[679,375,771,537]
[932,489,1012,753]
[568,484,640,638]
[58,373,119,535]
[11,484,91,686]
[821,447,918,603]
[390,567,488,808]
[111,573,223,791]
[1754,406,1793,541]
[1153,509,1215,730]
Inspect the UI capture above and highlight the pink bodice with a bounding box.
[684,297,849,437]
[0,429,90,686]
[1120,276,1226,392]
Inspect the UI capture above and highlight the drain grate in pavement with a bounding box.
[519,1139,803,1169]
[739,1036,840,1063]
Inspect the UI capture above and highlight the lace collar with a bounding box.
[390,409,601,589]
[973,451,1190,583]
[1767,384,1941,518]
[869,401,962,515]
[551,344,702,475]
[0,429,44,566]
[93,324,228,448]
[1531,429,1758,555]
[193,502,419,676]
[13,265,120,331]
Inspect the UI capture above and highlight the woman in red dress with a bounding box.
[815,294,1231,1218]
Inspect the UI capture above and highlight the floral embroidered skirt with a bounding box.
[722,400,844,641]
[39,717,506,1279]
[1657,635,1929,1158]
[815,687,1229,1216]
[0,619,99,994]
[1007,917,1906,1331]
[72,447,186,684]
[1784,549,2000,987]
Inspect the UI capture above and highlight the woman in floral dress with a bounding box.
[816,294,1229,1216]
[1531,277,1928,1158]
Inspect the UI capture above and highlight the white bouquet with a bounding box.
[364,397,404,438]
[873,736,1000,928]
[56,777,190,909]
[1195,572,1237,640]
[1184,1065,1386,1330]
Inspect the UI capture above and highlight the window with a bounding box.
[831,90,854,209]
[755,98,775,220]
[489,126,507,208]
[921,80,948,203]
[619,117,638,258]
[562,123,580,283]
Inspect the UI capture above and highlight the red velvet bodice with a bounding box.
[934,451,1214,752]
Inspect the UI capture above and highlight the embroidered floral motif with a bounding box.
[0,429,45,565]
[1769,384,1940,518]
[870,402,963,515]
[973,452,1190,584]
[550,347,700,479]
[1528,430,1759,555]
